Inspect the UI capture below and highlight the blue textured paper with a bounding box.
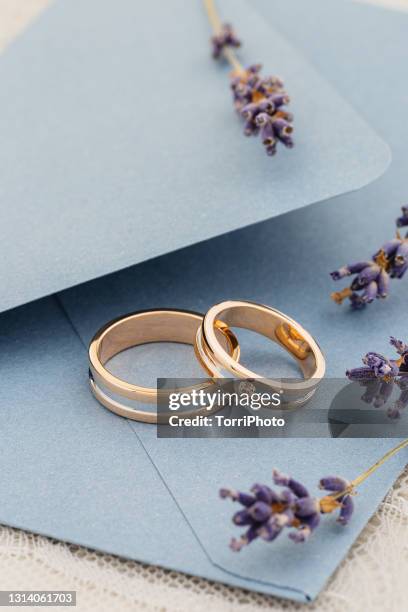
[0,0,390,313]
[58,0,408,601]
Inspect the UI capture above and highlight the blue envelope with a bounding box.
[0,0,389,313]
[1,0,407,604]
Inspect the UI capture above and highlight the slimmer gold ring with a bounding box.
[195,300,325,408]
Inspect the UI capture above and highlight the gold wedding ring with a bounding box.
[88,308,239,423]
[195,300,325,407]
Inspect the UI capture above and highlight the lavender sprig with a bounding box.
[220,439,408,550]
[346,337,408,419]
[330,208,408,308]
[205,0,293,156]
[347,336,408,382]
[220,470,352,550]
[231,65,293,156]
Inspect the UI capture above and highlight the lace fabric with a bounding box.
[0,1,407,609]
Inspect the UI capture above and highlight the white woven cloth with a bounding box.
[1,1,407,609]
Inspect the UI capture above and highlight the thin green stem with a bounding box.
[329,438,408,501]
[203,0,245,74]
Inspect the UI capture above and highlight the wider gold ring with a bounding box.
[195,300,325,408]
[88,308,240,423]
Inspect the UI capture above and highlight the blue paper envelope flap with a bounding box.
[0,0,390,313]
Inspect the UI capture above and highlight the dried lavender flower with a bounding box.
[220,469,353,551]
[205,0,293,157]
[347,337,408,419]
[220,440,408,551]
[346,352,400,381]
[330,210,408,308]
[397,206,408,236]
[231,64,293,156]
[347,337,408,382]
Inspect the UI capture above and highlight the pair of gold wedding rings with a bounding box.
[88,300,326,423]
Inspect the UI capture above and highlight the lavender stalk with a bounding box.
[220,439,408,550]
[204,0,293,156]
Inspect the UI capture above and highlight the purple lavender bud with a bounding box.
[258,517,283,542]
[272,469,310,498]
[279,488,297,506]
[294,497,320,517]
[236,491,257,506]
[289,525,312,543]
[330,266,351,281]
[272,118,293,141]
[362,280,378,303]
[247,63,262,74]
[251,483,280,504]
[364,352,400,378]
[254,112,270,127]
[350,292,367,310]
[272,469,290,487]
[230,524,259,551]
[280,135,294,148]
[241,103,257,120]
[258,98,276,114]
[302,512,321,531]
[396,206,408,227]
[357,264,381,286]
[363,352,393,376]
[264,75,284,88]
[390,261,408,279]
[319,476,349,492]
[270,93,290,107]
[260,122,276,146]
[338,495,354,525]
[348,261,374,274]
[232,509,253,526]
[346,367,377,381]
[219,488,255,507]
[224,24,240,48]
[288,478,310,499]
[243,120,256,136]
[377,269,389,298]
[394,241,408,269]
[247,501,272,522]
[266,144,277,156]
[211,23,241,59]
[229,537,244,551]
